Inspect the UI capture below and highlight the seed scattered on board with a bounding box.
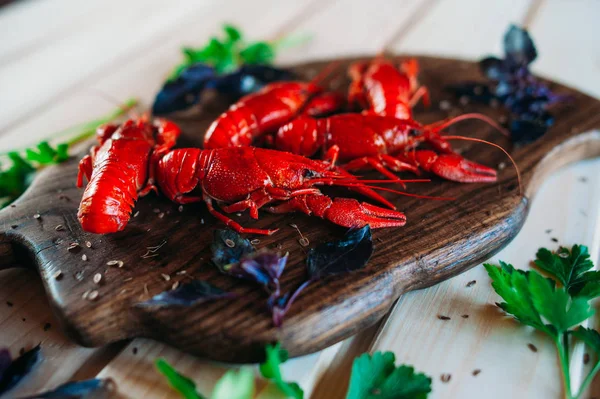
[93,273,102,284]
[53,270,63,280]
[133,211,140,218]
[161,273,171,282]
[441,374,452,383]
[67,243,79,251]
[83,290,99,301]
[225,239,235,248]
[86,241,92,248]
[55,225,65,231]
[251,239,260,245]
[81,254,88,261]
[472,369,482,376]
[438,315,451,320]
[172,281,180,290]
[466,280,476,287]
[33,213,41,220]
[527,343,538,352]
[107,260,124,268]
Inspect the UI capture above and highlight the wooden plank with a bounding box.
[0,0,222,136]
[0,0,315,150]
[277,0,427,65]
[0,268,125,396]
[391,0,532,58]
[371,156,600,398]
[527,0,600,98]
[0,0,109,64]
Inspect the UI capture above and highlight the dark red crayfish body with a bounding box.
[203,82,343,149]
[156,147,410,235]
[348,58,429,119]
[276,113,499,183]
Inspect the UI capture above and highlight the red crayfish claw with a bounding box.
[267,194,406,229]
[410,150,497,183]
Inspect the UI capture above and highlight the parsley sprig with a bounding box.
[170,24,310,79]
[485,244,600,399]
[157,344,432,399]
[0,98,138,208]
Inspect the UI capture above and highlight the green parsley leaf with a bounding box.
[25,141,70,165]
[571,327,600,355]
[259,344,303,399]
[0,153,35,206]
[528,271,594,333]
[223,24,243,43]
[211,368,255,399]
[155,358,205,399]
[346,352,432,399]
[239,42,276,65]
[534,245,596,296]
[483,261,547,331]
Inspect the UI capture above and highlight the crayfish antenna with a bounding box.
[428,113,511,138]
[442,135,522,196]
[310,60,342,86]
[334,183,456,201]
[85,88,140,120]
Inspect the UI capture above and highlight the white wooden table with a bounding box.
[1,0,599,397]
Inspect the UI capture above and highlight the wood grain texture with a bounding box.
[0,55,598,363]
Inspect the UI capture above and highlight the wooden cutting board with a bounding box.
[1,56,599,363]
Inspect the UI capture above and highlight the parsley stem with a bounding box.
[0,98,138,157]
[64,98,138,147]
[556,335,574,399]
[574,360,600,399]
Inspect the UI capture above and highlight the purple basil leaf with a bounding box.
[224,251,288,292]
[504,24,537,67]
[137,280,234,307]
[479,56,509,81]
[152,63,216,115]
[211,229,255,271]
[19,378,115,399]
[269,280,311,327]
[0,345,41,395]
[307,225,373,279]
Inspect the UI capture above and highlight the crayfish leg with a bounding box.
[409,86,431,109]
[204,195,278,236]
[77,155,93,188]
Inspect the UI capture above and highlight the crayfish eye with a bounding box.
[303,169,318,178]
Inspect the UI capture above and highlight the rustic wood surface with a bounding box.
[1,0,600,397]
[0,55,598,364]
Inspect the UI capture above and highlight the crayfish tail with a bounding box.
[77,160,140,234]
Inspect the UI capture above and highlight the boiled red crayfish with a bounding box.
[348,57,429,119]
[77,117,180,233]
[155,146,424,235]
[275,113,514,183]
[203,63,344,149]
